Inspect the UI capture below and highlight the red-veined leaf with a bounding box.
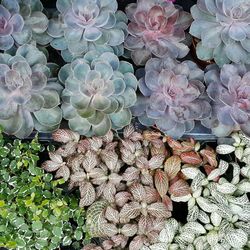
[52,129,80,143]
[169,179,190,197]
[149,155,165,169]
[121,224,137,237]
[164,155,181,180]
[200,147,218,167]
[180,151,202,165]
[82,150,99,172]
[162,194,173,211]
[79,182,96,207]
[129,235,145,250]
[147,202,171,218]
[129,183,146,202]
[115,191,132,207]
[154,169,169,198]
[123,167,140,182]
[119,202,141,223]
[105,206,119,224]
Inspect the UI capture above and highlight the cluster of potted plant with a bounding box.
[0,0,249,249]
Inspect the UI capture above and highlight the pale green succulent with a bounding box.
[0,44,63,138]
[48,0,128,62]
[59,50,138,136]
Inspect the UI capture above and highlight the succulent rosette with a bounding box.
[132,57,211,138]
[48,0,128,62]
[202,64,250,137]
[190,0,250,66]
[0,0,51,48]
[124,0,192,66]
[59,50,138,136]
[0,44,63,138]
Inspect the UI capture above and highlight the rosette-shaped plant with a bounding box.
[132,57,211,138]
[0,3,24,50]
[124,0,192,65]
[202,64,250,137]
[48,0,127,62]
[0,44,62,138]
[190,0,250,66]
[0,0,51,48]
[59,50,137,136]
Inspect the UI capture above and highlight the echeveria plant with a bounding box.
[0,0,51,48]
[0,132,85,249]
[59,50,137,136]
[48,0,128,62]
[202,64,250,137]
[0,44,62,138]
[190,0,250,66]
[132,57,211,138]
[0,3,24,50]
[124,0,192,65]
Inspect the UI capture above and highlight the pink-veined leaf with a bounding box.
[82,150,99,172]
[154,169,169,198]
[56,141,77,157]
[121,139,135,153]
[89,168,107,185]
[119,202,141,223]
[101,130,114,143]
[180,151,203,165]
[121,224,137,237]
[41,160,62,172]
[111,234,128,248]
[102,239,114,250]
[102,182,116,203]
[115,191,132,207]
[141,171,154,186]
[123,124,135,138]
[55,165,70,181]
[138,215,149,234]
[147,202,171,218]
[169,179,190,197]
[162,194,173,211]
[70,171,86,183]
[109,173,123,185]
[100,223,117,237]
[89,137,103,151]
[48,151,63,163]
[100,150,118,170]
[129,235,145,250]
[200,147,218,167]
[149,155,165,169]
[123,167,140,182]
[151,217,165,232]
[52,129,80,143]
[120,147,135,165]
[143,130,161,141]
[79,182,96,207]
[130,182,146,202]
[144,186,160,204]
[105,206,119,224]
[164,155,181,180]
[136,156,148,169]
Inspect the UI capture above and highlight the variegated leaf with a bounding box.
[216,183,237,194]
[207,169,221,181]
[218,160,229,174]
[105,206,119,224]
[191,172,205,192]
[79,182,96,207]
[129,235,145,250]
[122,167,140,182]
[164,155,181,180]
[41,160,62,172]
[101,130,113,143]
[109,173,122,185]
[171,194,191,202]
[120,147,135,165]
[187,205,199,222]
[181,167,200,179]
[151,217,165,231]
[200,147,217,167]
[159,218,178,243]
[154,169,169,198]
[119,202,141,223]
[48,151,63,163]
[52,129,80,143]
[211,212,222,227]
[235,147,243,160]
[141,171,154,186]
[56,141,77,157]
[169,179,190,197]
[149,155,165,169]
[89,137,103,151]
[115,191,132,207]
[102,239,114,250]
[101,223,117,237]
[82,150,98,172]
[143,130,161,141]
[150,243,169,250]
[175,231,195,245]
[180,151,202,165]
[102,182,116,203]
[147,202,171,218]
[130,182,146,202]
[207,230,218,246]
[123,124,135,138]
[165,136,183,151]
[225,229,248,248]
[144,186,161,204]
[83,244,103,250]
[198,210,210,224]
[136,156,148,169]
[196,197,217,213]
[216,203,232,220]
[216,144,235,154]
[237,181,250,193]
[70,171,86,183]
[138,215,148,235]
[229,194,249,205]
[182,222,206,234]
[55,165,70,181]
[162,194,173,211]
[89,168,107,185]
[121,139,135,153]
[100,150,118,170]
[111,234,128,248]
[121,224,137,237]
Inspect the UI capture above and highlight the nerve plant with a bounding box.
[190,0,250,66]
[0,131,85,250]
[42,125,221,250]
[202,63,250,137]
[124,0,192,65]
[59,50,138,136]
[132,57,211,138]
[0,44,62,138]
[48,0,128,62]
[0,0,51,50]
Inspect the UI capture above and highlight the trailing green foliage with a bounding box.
[0,129,85,249]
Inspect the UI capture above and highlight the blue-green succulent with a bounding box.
[48,0,128,62]
[59,50,138,136]
[0,44,63,138]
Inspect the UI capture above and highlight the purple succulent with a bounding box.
[132,57,211,138]
[124,0,192,65]
[0,5,24,50]
[202,64,250,137]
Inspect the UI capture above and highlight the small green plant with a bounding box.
[0,129,85,249]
